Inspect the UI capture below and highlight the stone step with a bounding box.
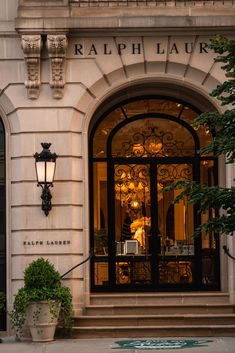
[74,292,234,338]
[90,292,230,305]
[74,313,235,327]
[84,303,235,315]
[71,325,235,338]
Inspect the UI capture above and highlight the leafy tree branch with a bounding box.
[163,35,235,237]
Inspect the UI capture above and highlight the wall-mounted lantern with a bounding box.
[34,143,58,216]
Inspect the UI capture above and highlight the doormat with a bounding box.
[113,339,213,350]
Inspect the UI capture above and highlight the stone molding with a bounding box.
[21,35,42,100]
[18,0,235,7]
[46,35,68,99]
[19,0,68,5]
[70,0,235,7]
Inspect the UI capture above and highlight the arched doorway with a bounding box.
[0,117,6,329]
[89,96,219,291]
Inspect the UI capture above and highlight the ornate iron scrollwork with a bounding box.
[158,164,192,182]
[113,126,188,158]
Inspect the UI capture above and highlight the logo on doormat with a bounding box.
[113,339,213,350]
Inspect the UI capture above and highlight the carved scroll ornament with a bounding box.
[46,35,68,99]
[21,35,42,100]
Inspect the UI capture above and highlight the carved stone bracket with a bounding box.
[46,35,68,99]
[21,35,42,99]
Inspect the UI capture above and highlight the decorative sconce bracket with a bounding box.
[21,35,42,100]
[46,35,68,99]
[40,184,53,217]
[34,143,58,216]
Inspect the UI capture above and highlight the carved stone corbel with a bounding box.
[46,35,68,99]
[21,35,42,100]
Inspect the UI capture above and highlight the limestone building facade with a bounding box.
[0,0,235,334]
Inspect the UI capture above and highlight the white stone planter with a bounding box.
[26,301,61,342]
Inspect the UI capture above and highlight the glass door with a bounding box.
[91,159,219,290]
[113,163,152,287]
[156,163,196,289]
[111,161,197,290]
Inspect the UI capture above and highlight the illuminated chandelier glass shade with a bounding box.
[115,177,150,210]
[115,165,163,212]
[34,143,58,216]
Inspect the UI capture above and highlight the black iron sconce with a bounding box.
[34,143,58,216]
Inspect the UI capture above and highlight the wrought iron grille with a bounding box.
[112,125,191,158]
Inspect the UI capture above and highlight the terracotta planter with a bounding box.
[26,301,61,342]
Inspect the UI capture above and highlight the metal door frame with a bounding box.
[89,96,220,292]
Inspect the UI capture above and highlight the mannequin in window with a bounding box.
[121,215,133,241]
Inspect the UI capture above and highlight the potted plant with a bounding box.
[11,258,72,342]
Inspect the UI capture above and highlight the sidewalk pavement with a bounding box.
[0,337,235,353]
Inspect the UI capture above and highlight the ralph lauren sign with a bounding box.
[73,41,209,56]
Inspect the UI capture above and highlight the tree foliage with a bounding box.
[164,36,235,236]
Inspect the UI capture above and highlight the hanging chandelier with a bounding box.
[114,165,163,212]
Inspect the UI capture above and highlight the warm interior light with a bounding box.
[146,137,163,154]
[128,182,135,190]
[130,200,140,209]
[132,143,145,156]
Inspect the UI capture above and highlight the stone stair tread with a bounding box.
[76,313,235,319]
[86,303,234,309]
[73,324,235,329]
[90,292,230,305]
[73,293,234,338]
[90,291,229,297]
[90,292,229,297]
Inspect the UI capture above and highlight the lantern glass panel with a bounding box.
[36,161,46,183]
[46,161,56,183]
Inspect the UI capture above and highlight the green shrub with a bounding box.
[24,257,61,290]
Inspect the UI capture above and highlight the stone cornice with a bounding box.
[15,0,235,35]
[15,15,235,35]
